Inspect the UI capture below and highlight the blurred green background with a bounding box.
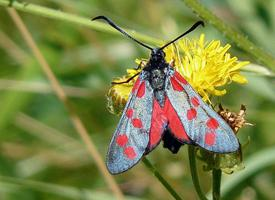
[0,0,275,199]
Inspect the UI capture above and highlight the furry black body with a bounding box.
[143,48,184,153]
[144,48,168,107]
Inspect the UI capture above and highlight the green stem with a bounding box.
[212,169,221,200]
[142,157,183,200]
[183,0,275,70]
[188,146,208,200]
[0,0,161,46]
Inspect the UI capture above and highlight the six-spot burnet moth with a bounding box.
[92,16,240,174]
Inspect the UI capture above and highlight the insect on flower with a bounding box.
[92,16,240,174]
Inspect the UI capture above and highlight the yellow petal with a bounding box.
[212,89,227,96]
[232,73,248,84]
[230,61,250,71]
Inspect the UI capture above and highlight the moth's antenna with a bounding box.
[92,16,153,50]
[160,21,204,50]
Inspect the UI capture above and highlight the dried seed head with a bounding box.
[218,104,252,133]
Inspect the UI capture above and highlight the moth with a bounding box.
[92,16,239,174]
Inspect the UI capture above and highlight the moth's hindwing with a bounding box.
[166,68,239,153]
[107,76,154,174]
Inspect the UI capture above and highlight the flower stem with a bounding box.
[183,0,275,70]
[212,169,221,200]
[142,157,183,200]
[188,146,208,200]
[0,0,161,46]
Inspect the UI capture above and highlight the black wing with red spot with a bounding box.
[166,68,239,153]
[106,75,154,174]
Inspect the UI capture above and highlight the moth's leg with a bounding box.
[169,59,175,67]
[134,65,142,70]
[112,60,145,85]
[111,72,140,85]
[134,60,147,70]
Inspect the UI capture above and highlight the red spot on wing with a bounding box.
[148,99,167,150]
[191,97,200,107]
[174,71,188,85]
[132,78,140,93]
[116,134,128,147]
[171,76,184,91]
[137,81,145,98]
[164,98,190,142]
[207,118,219,129]
[126,108,134,118]
[205,132,216,146]
[187,108,197,120]
[126,108,133,118]
[132,118,143,128]
[124,146,136,159]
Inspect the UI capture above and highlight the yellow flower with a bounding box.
[107,34,249,114]
[164,34,249,102]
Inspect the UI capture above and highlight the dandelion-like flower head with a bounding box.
[165,34,249,102]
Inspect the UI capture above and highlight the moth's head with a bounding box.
[150,48,166,63]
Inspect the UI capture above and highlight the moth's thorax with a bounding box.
[141,66,169,90]
[142,66,170,107]
[150,69,166,90]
